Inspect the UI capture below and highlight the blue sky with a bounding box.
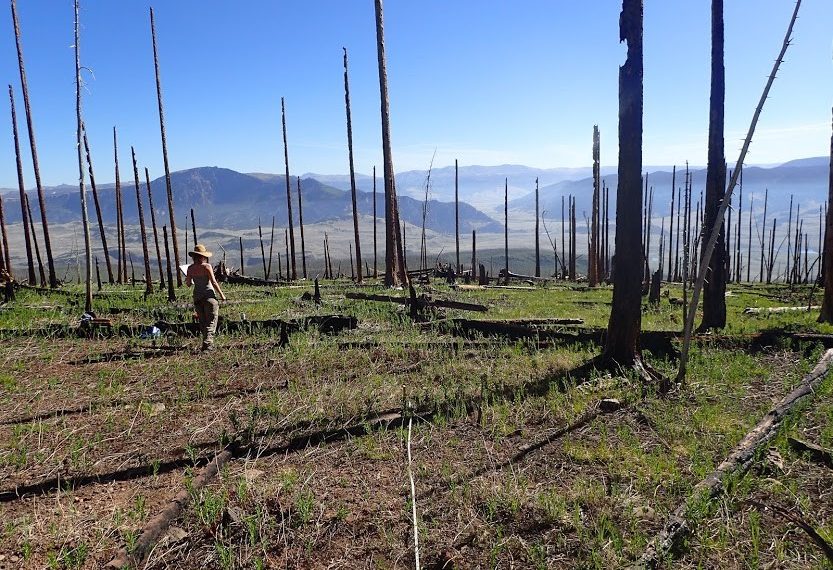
[0,0,830,188]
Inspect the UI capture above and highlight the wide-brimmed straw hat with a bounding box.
[189,244,213,258]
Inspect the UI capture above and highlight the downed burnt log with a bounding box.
[223,272,291,286]
[435,320,727,359]
[345,290,488,313]
[633,349,833,569]
[0,314,356,339]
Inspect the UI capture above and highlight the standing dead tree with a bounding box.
[343,47,362,283]
[150,7,181,286]
[144,168,164,287]
[374,0,407,287]
[373,166,378,278]
[131,147,154,296]
[24,194,44,285]
[8,85,34,284]
[163,225,175,302]
[818,118,833,321]
[589,125,600,286]
[296,178,307,279]
[12,0,56,288]
[534,177,540,278]
[280,98,297,280]
[455,160,462,274]
[267,216,275,280]
[74,0,92,312]
[504,178,509,281]
[699,0,729,329]
[602,0,655,376]
[114,127,127,284]
[0,194,10,275]
[82,127,114,283]
[667,166,676,282]
[678,0,802,383]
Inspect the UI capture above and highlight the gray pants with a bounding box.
[194,296,219,348]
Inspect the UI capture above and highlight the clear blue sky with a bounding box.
[0,0,830,188]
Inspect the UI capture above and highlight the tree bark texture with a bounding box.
[604,0,643,366]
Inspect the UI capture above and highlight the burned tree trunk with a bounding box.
[589,125,600,286]
[113,127,126,284]
[239,236,245,276]
[12,0,56,288]
[280,98,297,280]
[822,112,833,322]
[82,128,114,284]
[699,0,726,331]
[534,177,540,278]
[504,178,509,281]
[258,219,267,279]
[163,225,175,302]
[667,166,676,282]
[603,0,644,366]
[760,187,769,282]
[8,85,35,284]
[267,216,275,280]
[561,195,566,279]
[373,166,378,278]
[374,0,407,287]
[456,159,461,274]
[150,7,181,286]
[343,48,362,283]
[131,148,153,295]
[0,194,10,275]
[296,178,307,279]
[144,168,164,288]
[74,0,92,312]
[471,229,477,281]
[190,208,197,246]
[569,196,577,280]
[25,194,44,286]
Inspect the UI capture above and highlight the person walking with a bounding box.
[185,244,226,351]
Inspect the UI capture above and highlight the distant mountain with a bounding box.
[510,159,830,227]
[2,166,501,235]
[780,156,829,169]
[302,164,625,209]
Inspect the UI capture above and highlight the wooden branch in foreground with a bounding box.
[743,305,820,315]
[106,449,234,569]
[634,348,833,569]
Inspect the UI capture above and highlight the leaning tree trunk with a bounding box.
[589,125,600,286]
[374,0,407,287]
[150,8,181,287]
[24,194,45,286]
[818,109,833,322]
[700,0,728,329]
[82,127,114,284]
[145,168,165,287]
[8,85,34,284]
[131,147,153,296]
[280,98,297,280]
[74,0,92,312]
[603,0,643,366]
[12,0,56,288]
[343,48,362,283]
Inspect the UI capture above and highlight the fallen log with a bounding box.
[106,449,234,569]
[482,285,536,291]
[788,436,833,468]
[743,305,820,314]
[345,291,488,313]
[633,348,833,569]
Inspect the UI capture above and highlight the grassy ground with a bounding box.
[0,278,831,569]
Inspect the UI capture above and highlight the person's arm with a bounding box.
[185,264,193,287]
[207,264,226,301]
